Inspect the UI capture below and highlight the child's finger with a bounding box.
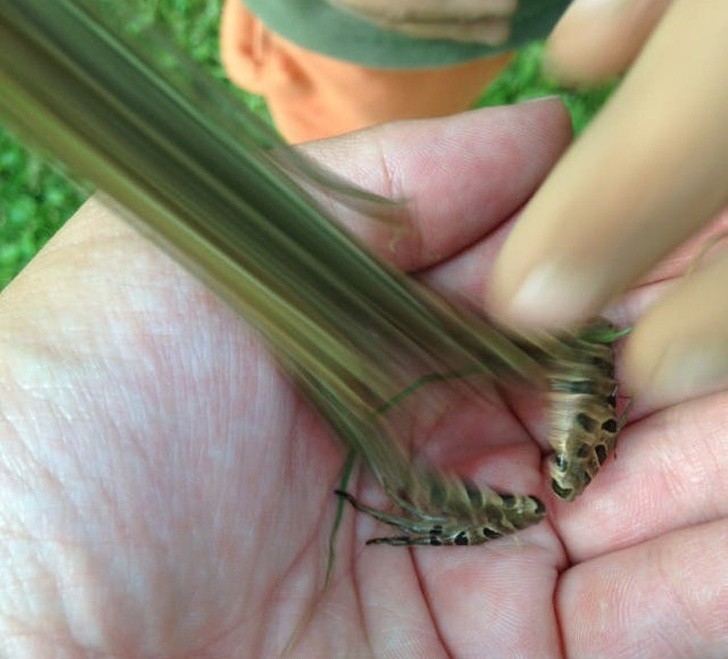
[624,248,728,409]
[544,0,672,85]
[488,0,728,329]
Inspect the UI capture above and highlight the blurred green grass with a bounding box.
[0,1,615,290]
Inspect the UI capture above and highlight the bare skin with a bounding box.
[489,0,728,409]
[2,101,728,657]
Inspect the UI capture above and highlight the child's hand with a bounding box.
[489,0,728,409]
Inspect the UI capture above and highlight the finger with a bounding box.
[545,0,673,85]
[558,518,728,656]
[349,438,564,655]
[302,97,572,272]
[598,210,728,339]
[549,390,728,562]
[420,213,513,303]
[421,209,728,322]
[489,0,728,329]
[413,527,564,656]
[623,247,728,408]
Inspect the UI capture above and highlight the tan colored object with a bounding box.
[545,0,673,85]
[326,0,517,44]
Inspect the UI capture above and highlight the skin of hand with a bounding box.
[488,0,728,410]
[324,0,517,45]
[2,99,728,657]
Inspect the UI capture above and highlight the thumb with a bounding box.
[545,0,673,86]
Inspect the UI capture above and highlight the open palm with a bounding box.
[1,100,725,657]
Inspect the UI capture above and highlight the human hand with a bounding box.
[324,0,516,45]
[2,99,726,657]
[488,0,728,411]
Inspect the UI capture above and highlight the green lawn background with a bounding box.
[0,0,615,290]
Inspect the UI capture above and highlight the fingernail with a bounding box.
[504,262,599,328]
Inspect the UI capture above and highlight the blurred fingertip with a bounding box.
[487,261,599,331]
